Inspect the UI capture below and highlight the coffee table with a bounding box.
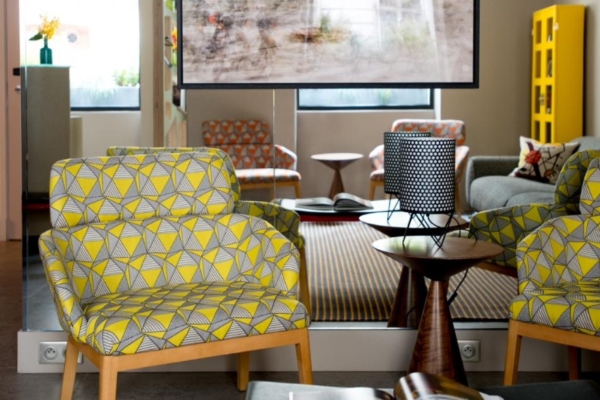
[372,236,503,385]
[360,212,468,328]
[311,153,363,199]
[275,198,389,222]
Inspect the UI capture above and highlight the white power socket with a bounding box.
[39,341,83,364]
[458,339,480,363]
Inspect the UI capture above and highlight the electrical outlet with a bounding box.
[39,342,83,364]
[458,340,480,363]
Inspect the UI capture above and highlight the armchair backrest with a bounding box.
[41,152,296,306]
[579,157,600,215]
[201,119,297,170]
[391,119,466,146]
[553,149,600,213]
[49,152,235,229]
[107,146,241,202]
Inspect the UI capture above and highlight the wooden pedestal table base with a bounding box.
[372,236,502,385]
[360,212,468,328]
[311,153,363,199]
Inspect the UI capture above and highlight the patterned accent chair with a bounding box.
[504,157,600,385]
[107,146,312,313]
[201,119,301,198]
[39,152,312,400]
[468,150,600,278]
[368,119,469,213]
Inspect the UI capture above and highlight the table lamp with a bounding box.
[383,131,431,218]
[387,136,456,247]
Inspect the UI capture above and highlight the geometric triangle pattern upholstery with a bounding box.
[469,203,569,269]
[468,149,600,272]
[49,152,235,229]
[40,212,307,355]
[107,146,241,202]
[106,146,304,250]
[509,214,600,334]
[580,158,600,216]
[553,149,600,213]
[39,151,308,356]
[201,120,298,171]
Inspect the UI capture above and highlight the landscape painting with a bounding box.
[177,0,478,88]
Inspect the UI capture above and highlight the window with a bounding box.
[22,0,140,110]
[297,88,433,110]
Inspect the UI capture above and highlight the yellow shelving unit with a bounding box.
[531,5,585,143]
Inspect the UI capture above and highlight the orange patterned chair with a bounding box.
[202,119,301,198]
[368,119,469,213]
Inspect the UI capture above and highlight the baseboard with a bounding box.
[18,322,600,373]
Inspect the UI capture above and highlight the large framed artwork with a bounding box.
[177,0,480,89]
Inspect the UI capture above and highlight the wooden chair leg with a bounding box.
[504,320,522,386]
[298,247,311,316]
[237,351,251,391]
[568,346,581,380]
[369,181,376,200]
[294,182,302,198]
[60,337,79,400]
[98,356,118,400]
[295,329,313,385]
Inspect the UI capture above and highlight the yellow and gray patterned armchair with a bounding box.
[39,152,312,400]
[504,157,600,385]
[107,146,312,314]
[468,150,600,277]
[201,119,301,197]
[368,119,469,213]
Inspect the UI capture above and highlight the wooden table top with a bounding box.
[372,236,503,280]
[311,153,363,162]
[360,211,468,237]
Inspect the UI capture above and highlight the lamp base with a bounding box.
[402,211,455,248]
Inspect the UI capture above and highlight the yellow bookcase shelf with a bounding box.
[531,5,585,143]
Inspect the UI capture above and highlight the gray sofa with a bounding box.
[466,136,600,212]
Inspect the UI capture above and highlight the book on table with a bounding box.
[294,192,373,211]
[289,373,503,400]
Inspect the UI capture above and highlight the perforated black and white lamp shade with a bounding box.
[383,131,431,195]
[398,137,456,214]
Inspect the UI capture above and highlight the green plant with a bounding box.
[113,69,139,87]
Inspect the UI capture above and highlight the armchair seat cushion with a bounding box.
[469,175,554,211]
[509,284,600,334]
[85,281,309,356]
[370,169,384,181]
[237,168,301,184]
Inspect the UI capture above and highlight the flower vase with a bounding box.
[40,38,53,65]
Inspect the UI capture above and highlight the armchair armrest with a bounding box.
[469,203,568,269]
[39,232,88,343]
[369,145,384,170]
[234,200,304,250]
[516,215,600,293]
[274,144,298,170]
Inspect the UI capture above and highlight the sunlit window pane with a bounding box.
[298,89,432,109]
[22,0,140,109]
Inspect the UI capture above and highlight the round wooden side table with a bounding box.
[360,212,468,328]
[311,153,363,198]
[372,236,503,385]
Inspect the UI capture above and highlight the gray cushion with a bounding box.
[470,176,554,211]
[506,191,555,207]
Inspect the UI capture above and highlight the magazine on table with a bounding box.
[288,373,503,400]
[294,192,373,211]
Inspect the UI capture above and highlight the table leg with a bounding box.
[408,279,467,385]
[328,168,345,199]
[388,268,427,328]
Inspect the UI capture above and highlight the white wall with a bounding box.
[73,112,141,157]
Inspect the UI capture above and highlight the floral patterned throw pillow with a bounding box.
[511,136,580,184]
